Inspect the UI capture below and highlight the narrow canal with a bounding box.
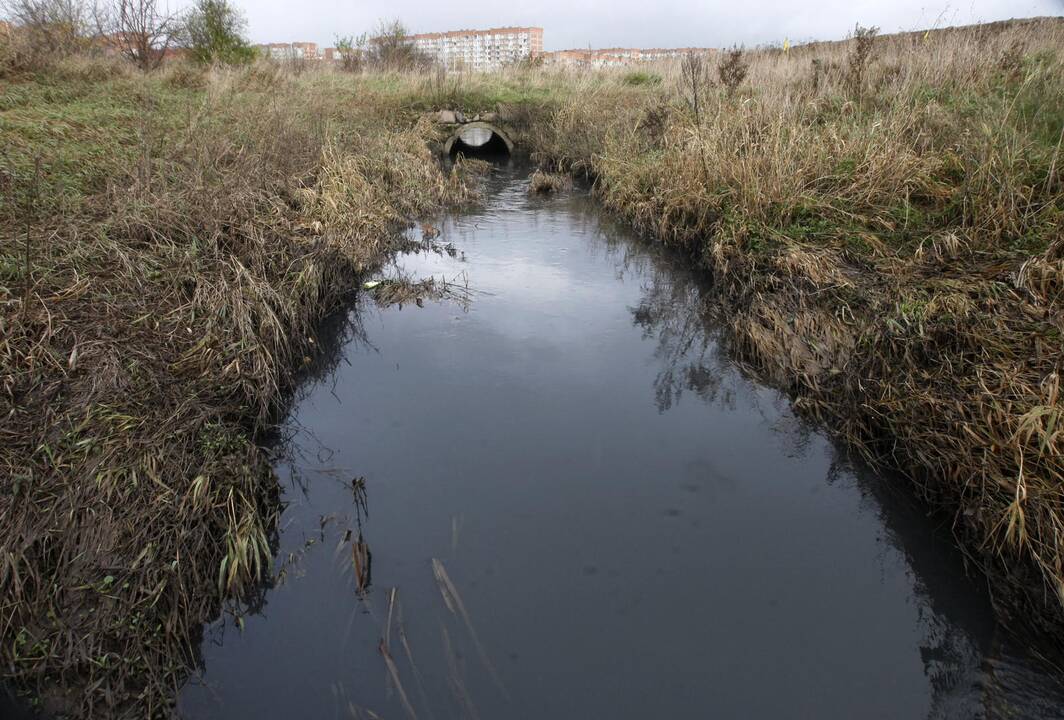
[178,162,1064,719]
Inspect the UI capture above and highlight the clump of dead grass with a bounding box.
[365,274,473,310]
[528,170,572,194]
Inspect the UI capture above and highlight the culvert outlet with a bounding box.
[444,122,514,157]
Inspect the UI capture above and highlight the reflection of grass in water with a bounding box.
[366,275,474,310]
[529,17,1064,637]
[432,559,509,700]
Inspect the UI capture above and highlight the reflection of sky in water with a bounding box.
[458,126,494,146]
[180,163,1064,720]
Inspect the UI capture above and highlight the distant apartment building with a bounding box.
[544,46,717,68]
[256,42,295,60]
[256,42,320,61]
[291,42,319,59]
[410,26,544,71]
[253,30,712,71]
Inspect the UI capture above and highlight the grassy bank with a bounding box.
[528,18,1064,628]
[0,59,481,716]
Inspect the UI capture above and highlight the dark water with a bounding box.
[179,163,1064,720]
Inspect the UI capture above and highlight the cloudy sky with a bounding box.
[240,0,1063,50]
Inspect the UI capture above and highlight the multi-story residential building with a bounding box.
[256,42,295,60]
[255,31,712,71]
[410,26,543,71]
[291,42,319,60]
[255,42,320,61]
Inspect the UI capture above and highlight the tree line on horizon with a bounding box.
[0,0,432,73]
[1,0,255,69]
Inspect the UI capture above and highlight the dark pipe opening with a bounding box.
[449,130,511,158]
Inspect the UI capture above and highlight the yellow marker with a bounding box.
[783,38,790,53]
[923,29,930,42]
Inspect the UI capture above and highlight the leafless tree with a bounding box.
[680,51,711,122]
[0,0,88,55]
[680,51,713,181]
[94,0,182,70]
[365,19,431,71]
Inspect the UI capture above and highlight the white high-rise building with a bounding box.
[411,27,544,71]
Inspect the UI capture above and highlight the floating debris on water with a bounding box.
[364,273,474,311]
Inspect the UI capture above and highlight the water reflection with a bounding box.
[458,126,493,147]
[588,196,1064,719]
[179,163,1064,720]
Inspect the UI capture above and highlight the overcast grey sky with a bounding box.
[241,0,1063,50]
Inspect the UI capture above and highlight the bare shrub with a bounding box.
[365,18,431,71]
[680,51,710,121]
[809,57,829,93]
[806,56,846,96]
[846,23,878,98]
[717,46,749,97]
[636,101,671,148]
[999,39,1026,81]
[93,0,183,70]
[282,52,306,76]
[681,51,715,180]
[334,33,365,73]
[0,20,36,74]
[0,0,88,70]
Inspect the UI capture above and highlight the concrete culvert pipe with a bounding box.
[445,122,514,157]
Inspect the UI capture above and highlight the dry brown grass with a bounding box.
[0,61,480,716]
[530,17,1064,630]
[528,169,572,194]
